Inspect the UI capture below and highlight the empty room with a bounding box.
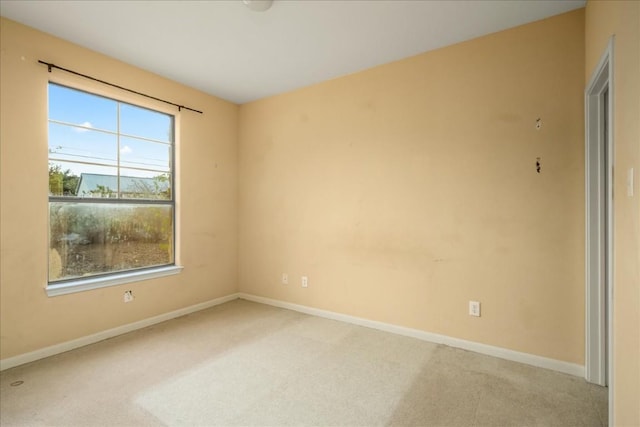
[0,0,638,426]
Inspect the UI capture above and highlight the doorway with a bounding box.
[585,37,613,423]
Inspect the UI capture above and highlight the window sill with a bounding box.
[46,265,183,297]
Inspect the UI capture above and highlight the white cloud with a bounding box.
[120,145,132,154]
[74,121,93,133]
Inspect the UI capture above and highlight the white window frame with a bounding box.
[45,77,182,297]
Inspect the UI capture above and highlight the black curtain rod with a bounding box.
[38,60,203,114]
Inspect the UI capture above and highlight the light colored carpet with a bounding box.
[0,299,607,426]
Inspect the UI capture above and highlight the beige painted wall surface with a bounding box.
[239,10,586,364]
[586,1,640,424]
[0,18,238,359]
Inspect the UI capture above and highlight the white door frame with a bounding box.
[585,36,614,422]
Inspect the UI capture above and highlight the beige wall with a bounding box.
[0,18,238,359]
[239,10,586,364]
[0,7,594,373]
[585,1,640,425]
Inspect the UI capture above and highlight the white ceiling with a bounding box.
[0,0,585,104]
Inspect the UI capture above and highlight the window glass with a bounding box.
[49,161,117,197]
[119,136,171,172]
[49,203,173,281]
[48,83,175,284]
[48,122,118,167]
[120,103,173,143]
[118,169,172,200]
[48,84,118,132]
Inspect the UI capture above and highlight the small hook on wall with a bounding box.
[535,118,542,130]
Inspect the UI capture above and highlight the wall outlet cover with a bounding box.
[469,301,480,317]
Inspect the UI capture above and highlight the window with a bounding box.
[48,83,179,293]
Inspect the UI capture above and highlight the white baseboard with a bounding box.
[2,291,584,378]
[238,293,585,378]
[0,293,240,371]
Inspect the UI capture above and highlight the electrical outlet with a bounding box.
[301,276,308,288]
[124,290,134,303]
[282,273,288,285]
[469,301,480,317]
